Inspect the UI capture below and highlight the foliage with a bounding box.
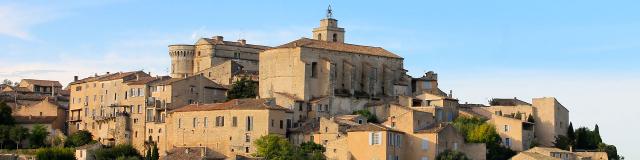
[352,109,378,123]
[436,149,470,160]
[9,125,29,149]
[452,117,515,160]
[253,134,326,160]
[65,130,94,147]
[29,124,49,148]
[116,156,140,160]
[1,79,17,87]
[526,114,535,123]
[598,143,622,160]
[151,143,159,160]
[575,127,599,150]
[227,77,257,100]
[0,102,14,126]
[553,135,572,150]
[94,144,142,160]
[567,122,575,144]
[0,125,10,149]
[35,147,76,160]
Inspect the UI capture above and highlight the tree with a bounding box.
[436,149,470,160]
[575,127,598,150]
[145,147,151,160]
[452,117,515,160]
[65,130,94,147]
[94,144,142,160]
[0,125,10,149]
[9,126,29,149]
[227,77,257,100]
[2,79,17,87]
[253,134,294,160]
[553,135,572,150]
[29,124,49,148]
[352,109,378,123]
[0,102,15,126]
[35,147,76,160]
[593,124,602,144]
[598,143,622,160]
[526,114,535,123]
[567,122,575,145]
[151,143,159,160]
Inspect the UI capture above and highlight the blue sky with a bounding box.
[1,0,639,158]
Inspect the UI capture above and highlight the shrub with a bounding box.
[35,147,76,160]
[65,130,94,147]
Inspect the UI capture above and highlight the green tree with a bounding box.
[253,134,294,160]
[553,135,572,150]
[29,124,49,148]
[352,109,378,123]
[35,147,76,160]
[151,143,159,160]
[9,125,29,149]
[145,147,151,160]
[593,124,602,144]
[436,149,470,160]
[0,125,10,149]
[598,143,622,160]
[575,127,598,150]
[452,117,515,160]
[526,114,535,123]
[567,122,575,145]
[94,144,142,160]
[0,102,15,126]
[65,130,94,147]
[227,77,257,100]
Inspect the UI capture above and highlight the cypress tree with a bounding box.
[567,122,575,145]
[594,124,602,144]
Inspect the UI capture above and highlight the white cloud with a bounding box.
[0,3,59,40]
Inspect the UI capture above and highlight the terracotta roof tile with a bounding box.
[21,79,62,87]
[14,116,57,124]
[70,71,149,85]
[171,98,292,113]
[347,123,403,133]
[275,38,402,59]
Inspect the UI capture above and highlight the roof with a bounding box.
[275,38,402,59]
[347,123,403,133]
[514,152,557,160]
[489,98,531,106]
[70,71,149,85]
[274,92,303,101]
[126,76,163,85]
[196,37,271,50]
[171,98,292,113]
[151,75,227,89]
[415,123,451,133]
[2,86,31,92]
[14,116,57,124]
[21,79,62,87]
[162,147,208,160]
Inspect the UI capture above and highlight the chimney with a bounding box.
[237,39,246,45]
[213,36,224,41]
[449,90,453,98]
[74,76,79,82]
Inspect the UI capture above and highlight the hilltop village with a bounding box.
[0,8,618,160]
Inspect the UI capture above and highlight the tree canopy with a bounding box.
[227,77,257,100]
[36,147,76,160]
[555,124,622,159]
[452,117,515,160]
[436,149,470,160]
[65,130,95,147]
[352,109,378,123]
[94,144,142,160]
[9,125,29,149]
[253,134,325,160]
[29,124,49,148]
[0,101,15,126]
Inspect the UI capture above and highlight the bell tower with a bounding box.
[312,5,345,43]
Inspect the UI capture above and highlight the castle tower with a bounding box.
[169,45,195,78]
[312,5,345,43]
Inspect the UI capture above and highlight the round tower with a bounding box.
[169,45,195,78]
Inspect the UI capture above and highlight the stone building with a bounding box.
[259,12,406,127]
[168,35,270,86]
[17,79,63,95]
[68,71,227,152]
[164,98,293,159]
[511,147,609,160]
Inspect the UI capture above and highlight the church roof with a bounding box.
[275,38,403,59]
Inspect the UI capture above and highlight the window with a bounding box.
[204,117,208,127]
[358,119,363,124]
[505,138,511,147]
[193,118,197,128]
[137,88,142,96]
[216,116,225,127]
[504,125,510,132]
[246,116,253,131]
[232,116,238,127]
[421,139,429,150]
[279,120,283,129]
[370,132,381,145]
[271,119,274,127]
[234,52,240,59]
[245,147,250,153]
[311,62,318,78]
[137,105,141,114]
[245,134,250,142]
[317,33,322,40]
[286,119,292,128]
[332,33,337,42]
[454,142,458,150]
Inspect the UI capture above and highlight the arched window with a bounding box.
[318,33,322,40]
[332,33,338,42]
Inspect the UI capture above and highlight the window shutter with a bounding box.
[376,132,382,144]
[369,132,374,145]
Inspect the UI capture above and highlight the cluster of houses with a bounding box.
[1,7,609,160]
